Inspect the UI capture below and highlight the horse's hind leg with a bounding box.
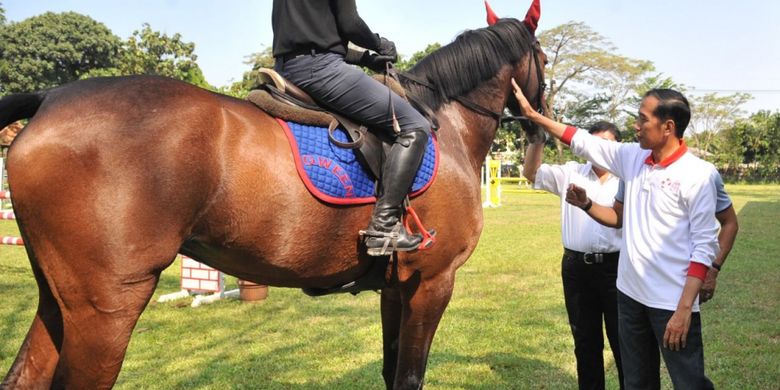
[43,244,174,389]
[48,233,178,389]
[8,209,180,389]
[2,251,63,389]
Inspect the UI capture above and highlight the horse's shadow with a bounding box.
[120,272,575,389]
[0,264,38,354]
[157,347,571,389]
[123,312,573,389]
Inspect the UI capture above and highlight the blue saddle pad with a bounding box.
[278,119,438,205]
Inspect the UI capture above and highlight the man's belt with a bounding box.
[563,248,620,265]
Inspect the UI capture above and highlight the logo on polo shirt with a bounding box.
[659,177,681,193]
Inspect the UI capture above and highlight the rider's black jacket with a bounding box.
[272,0,382,58]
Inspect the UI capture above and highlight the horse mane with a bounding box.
[401,18,535,112]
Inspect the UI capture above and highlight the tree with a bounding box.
[84,23,209,88]
[613,74,687,140]
[629,74,685,107]
[538,22,656,162]
[0,12,121,94]
[589,58,655,123]
[718,110,780,181]
[541,22,665,124]
[539,22,615,121]
[222,46,274,98]
[558,93,611,128]
[0,2,6,26]
[396,43,441,71]
[686,92,752,157]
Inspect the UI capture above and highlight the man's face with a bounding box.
[634,96,672,150]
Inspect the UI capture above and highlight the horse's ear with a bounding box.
[485,0,499,25]
[522,0,541,33]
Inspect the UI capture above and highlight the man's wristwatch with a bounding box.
[712,262,722,271]
[581,199,593,212]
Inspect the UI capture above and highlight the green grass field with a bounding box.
[0,185,777,389]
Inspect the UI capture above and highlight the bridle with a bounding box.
[506,39,546,125]
[524,40,547,117]
[396,40,546,125]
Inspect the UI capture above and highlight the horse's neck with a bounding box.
[439,67,513,173]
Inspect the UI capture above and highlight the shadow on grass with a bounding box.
[0,294,33,354]
[0,253,35,360]
[158,346,570,389]
[113,286,573,390]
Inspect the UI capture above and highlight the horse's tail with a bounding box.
[0,92,46,129]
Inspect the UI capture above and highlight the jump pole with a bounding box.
[482,156,502,208]
[157,255,240,307]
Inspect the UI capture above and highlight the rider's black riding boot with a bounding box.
[363,128,429,256]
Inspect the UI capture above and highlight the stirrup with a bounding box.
[360,222,419,256]
[403,198,437,251]
[359,223,400,256]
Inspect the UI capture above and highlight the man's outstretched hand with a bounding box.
[511,78,536,119]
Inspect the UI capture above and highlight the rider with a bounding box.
[272,0,432,255]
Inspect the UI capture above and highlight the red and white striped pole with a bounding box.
[1,236,23,245]
[0,191,18,245]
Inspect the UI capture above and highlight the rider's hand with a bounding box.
[362,53,395,73]
[345,49,393,73]
[377,37,398,62]
[344,48,367,65]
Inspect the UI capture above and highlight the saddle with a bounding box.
[246,69,437,297]
[247,68,409,178]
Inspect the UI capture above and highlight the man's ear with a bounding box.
[663,119,676,136]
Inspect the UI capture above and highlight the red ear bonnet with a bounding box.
[523,0,541,33]
[485,1,499,25]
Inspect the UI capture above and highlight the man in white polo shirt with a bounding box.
[523,121,624,390]
[565,176,739,304]
[511,79,719,390]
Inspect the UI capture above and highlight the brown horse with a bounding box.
[0,4,546,390]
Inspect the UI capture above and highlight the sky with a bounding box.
[4,0,780,113]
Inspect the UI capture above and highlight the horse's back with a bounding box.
[5,77,276,260]
[6,75,368,282]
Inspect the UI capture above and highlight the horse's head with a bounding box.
[486,0,548,143]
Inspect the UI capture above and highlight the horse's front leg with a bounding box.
[382,270,454,389]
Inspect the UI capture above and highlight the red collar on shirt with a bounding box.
[644,140,688,167]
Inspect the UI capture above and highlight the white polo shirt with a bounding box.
[534,161,622,253]
[616,171,733,213]
[564,127,720,312]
